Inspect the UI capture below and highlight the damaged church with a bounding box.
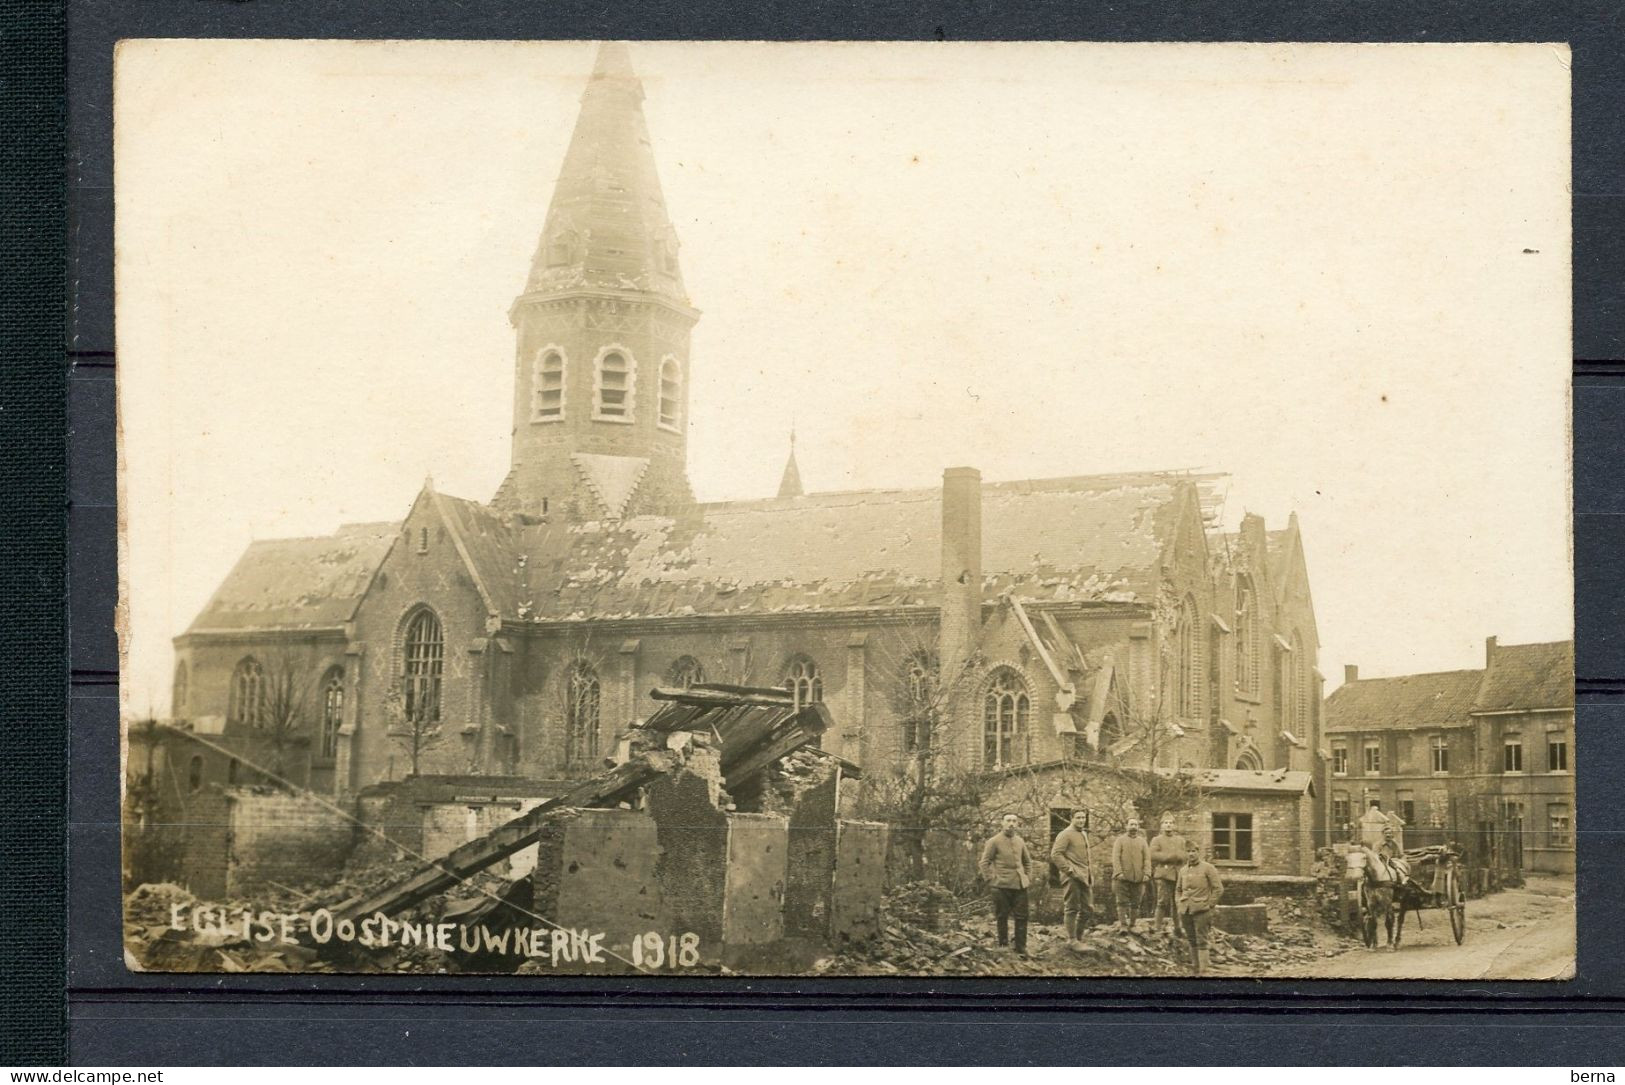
[160,42,1327,865]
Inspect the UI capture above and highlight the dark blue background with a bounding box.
[55,0,1625,1064]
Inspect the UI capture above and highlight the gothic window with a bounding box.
[1234,575,1260,697]
[565,661,601,767]
[784,656,823,712]
[1234,747,1263,771]
[172,662,189,718]
[187,755,204,793]
[666,655,705,689]
[402,609,444,725]
[1277,637,1296,731]
[983,667,1031,768]
[319,668,345,760]
[594,348,634,422]
[1292,631,1309,734]
[228,657,265,729]
[532,349,565,422]
[902,650,938,754]
[657,357,681,431]
[1174,596,1200,719]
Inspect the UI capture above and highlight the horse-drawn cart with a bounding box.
[1350,843,1467,949]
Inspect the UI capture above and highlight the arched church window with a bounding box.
[1174,595,1200,719]
[172,662,189,719]
[402,609,444,725]
[594,348,634,422]
[902,650,938,754]
[983,667,1031,768]
[1291,630,1309,734]
[666,655,705,689]
[658,357,681,431]
[187,756,204,793]
[1235,747,1263,771]
[1235,575,1260,698]
[320,668,345,759]
[228,657,265,729]
[784,656,823,712]
[532,348,565,422]
[565,661,601,767]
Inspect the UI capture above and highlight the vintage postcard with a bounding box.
[116,40,1574,979]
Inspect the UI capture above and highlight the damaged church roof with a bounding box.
[510,471,1225,621]
[189,470,1225,631]
[182,522,397,633]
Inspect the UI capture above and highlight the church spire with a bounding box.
[522,41,687,304]
[777,429,804,499]
[500,43,699,521]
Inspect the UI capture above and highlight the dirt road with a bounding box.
[1282,875,1575,980]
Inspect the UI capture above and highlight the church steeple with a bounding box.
[777,429,804,499]
[498,42,699,521]
[523,41,687,305]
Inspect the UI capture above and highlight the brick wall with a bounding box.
[224,789,357,897]
[348,495,493,787]
[1194,790,1311,878]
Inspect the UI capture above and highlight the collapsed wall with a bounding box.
[530,747,886,972]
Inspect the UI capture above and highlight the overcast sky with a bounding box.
[116,40,1572,717]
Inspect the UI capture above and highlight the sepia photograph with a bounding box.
[115,39,1574,980]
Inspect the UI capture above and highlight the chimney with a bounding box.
[1344,664,1359,685]
[1485,635,1498,667]
[939,467,983,683]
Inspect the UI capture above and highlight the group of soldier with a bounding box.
[978,810,1226,974]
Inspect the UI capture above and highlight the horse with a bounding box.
[1357,847,1399,951]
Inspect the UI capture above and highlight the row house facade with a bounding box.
[1323,637,1574,875]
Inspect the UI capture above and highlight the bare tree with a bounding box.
[859,623,990,878]
[258,643,322,780]
[385,676,446,778]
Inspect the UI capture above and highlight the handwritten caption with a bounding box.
[169,903,700,969]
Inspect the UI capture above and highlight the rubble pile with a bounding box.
[820,880,1348,977]
[753,747,836,813]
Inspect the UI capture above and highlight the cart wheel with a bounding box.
[1447,867,1466,945]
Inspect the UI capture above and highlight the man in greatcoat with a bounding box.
[1050,810,1094,943]
[1147,814,1189,938]
[979,813,1038,956]
[1110,817,1152,932]
[1176,841,1225,975]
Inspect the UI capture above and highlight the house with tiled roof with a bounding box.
[1324,637,1574,874]
[169,44,1324,824]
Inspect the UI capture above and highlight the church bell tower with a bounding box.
[494,42,699,521]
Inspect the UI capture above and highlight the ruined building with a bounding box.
[168,44,1326,844]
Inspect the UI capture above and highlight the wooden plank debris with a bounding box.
[332,683,831,925]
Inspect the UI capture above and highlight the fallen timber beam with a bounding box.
[332,750,680,924]
[721,702,835,792]
[647,685,797,711]
[331,693,833,926]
